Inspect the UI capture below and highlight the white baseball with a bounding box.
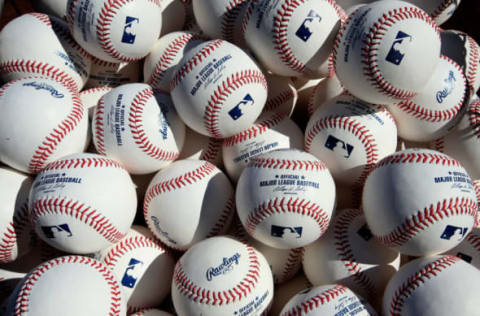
[433,98,480,179]
[171,39,267,138]
[307,74,344,116]
[144,160,235,250]
[177,127,223,167]
[95,225,175,313]
[67,0,162,63]
[0,13,90,91]
[5,256,126,316]
[305,93,397,187]
[387,55,466,142]
[92,84,185,174]
[29,153,137,254]
[407,0,461,25]
[269,273,312,316]
[474,180,480,227]
[144,31,206,93]
[362,148,478,256]
[0,168,34,264]
[333,0,441,104]
[0,77,88,174]
[290,76,323,111]
[171,236,274,315]
[243,0,342,77]
[236,149,336,249]
[262,74,298,117]
[223,112,304,182]
[80,86,113,118]
[159,0,187,36]
[86,58,142,89]
[280,284,377,316]
[383,255,480,316]
[443,227,480,269]
[130,309,173,316]
[302,209,401,309]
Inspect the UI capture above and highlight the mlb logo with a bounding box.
[270,225,303,238]
[121,16,139,44]
[385,31,413,66]
[440,225,468,241]
[357,224,373,241]
[295,10,322,42]
[41,224,73,239]
[121,258,144,288]
[324,135,354,158]
[228,94,254,120]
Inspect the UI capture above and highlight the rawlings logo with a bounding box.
[205,253,241,281]
[436,71,456,103]
[22,82,64,98]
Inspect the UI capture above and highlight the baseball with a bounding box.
[243,0,342,77]
[443,227,480,269]
[387,55,466,142]
[222,112,304,182]
[130,309,174,316]
[475,180,480,227]
[236,148,336,249]
[5,256,127,316]
[92,84,185,174]
[333,0,441,104]
[86,58,142,89]
[0,13,90,91]
[144,31,205,93]
[171,236,274,315]
[67,0,162,63]
[80,86,112,118]
[362,148,478,256]
[307,74,344,116]
[170,39,267,138]
[407,0,461,25]
[280,284,377,316]
[433,98,480,179]
[159,0,187,36]
[262,74,298,117]
[302,208,401,309]
[177,127,223,167]
[95,225,175,313]
[29,153,137,254]
[144,159,235,250]
[0,167,34,264]
[31,0,68,19]
[382,255,480,316]
[305,93,397,187]
[0,76,88,174]
[269,274,312,316]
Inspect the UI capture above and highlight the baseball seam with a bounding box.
[206,195,236,238]
[374,152,462,170]
[200,137,223,163]
[221,0,247,43]
[42,157,125,170]
[431,0,456,20]
[264,88,297,113]
[280,247,302,283]
[248,157,327,171]
[80,86,113,97]
[28,12,52,26]
[0,202,30,263]
[94,96,107,155]
[468,100,480,140]
[466,36,479,89]
[51,17,93,60]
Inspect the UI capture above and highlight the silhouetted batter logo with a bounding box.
[271,225,302,238]
[295,10,322,42]
[121,16,139,44]
[385,31,413,65]
[228,94,254,120]
[456,252,472,263]
[41,224,73,238]
[440,225,468,240]
[121,258,144,288]
[324,135,354,158]
[357,224,373,241]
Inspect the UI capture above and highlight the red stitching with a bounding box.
[146,32,206,92]
[394,55,465,123]
[42,156,125,171]
[143,161,216,218]
[375,197,477,248]
[464,231,480,253]
[0,202,30,263]
[14,256,123,315]
[50,17,92,60]
[468,99,480,140]
[206,195,235,238]
[389,256,460,316]
[221,0,248,43]
[67,0,80,34]
[280,284,348,316]
[466,35,479,89]
[240,0,255,41]
[373,151,462,170]
[248,156,327,171]
[173,244,260,305]
[333,209,376,298]
[27,12,52,26]
[223,112,286,147]
[170,39,224,90]
[431,0,455,20]
[200,137,223,163]
[245,197,330,238]
[360,7,439,100]
[128,87,179,162]
[281,247,302,283]
[264,88,297,112]
[96,0,162,62]
[433,137,445,153]
[332,6,362,73]
[94,96,107,155]
[31,197,126,244]
[80,86,113,97]
[204,69,267,138]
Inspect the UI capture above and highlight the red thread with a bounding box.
[221,0,248,43]
[281,247,302,283]
[94,96,107,155]
[27,12,52,26]
[80,86,113,97]
[51,17,92,60]
[42,157,125,171]
[248,157,327,171]
[373,151,462,171]
[264,88,297,113]
[206,195,236,238]
[200,137,223,163]
[0,203,30,263]
[468,100,480,140]
[431,0,456,20]
[466,36,479,90]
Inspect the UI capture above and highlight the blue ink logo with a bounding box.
[440,225,468,240]
[456,252,472,263]
[158,103,170,140]
[150,216,177,245]
[121,258,144,288]
[228,94,254,120]
[121,16,139,44]
[295,10,322,42]
[271,225,302,238]
[41,224,72,238]
[436,71,456,103]
[385,31,413,65]
[324,135,354,158]
[22,82,64,98]
[206,253,241,281]
[357,224,373,241]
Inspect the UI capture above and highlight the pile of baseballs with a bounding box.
[0,0,479,315]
